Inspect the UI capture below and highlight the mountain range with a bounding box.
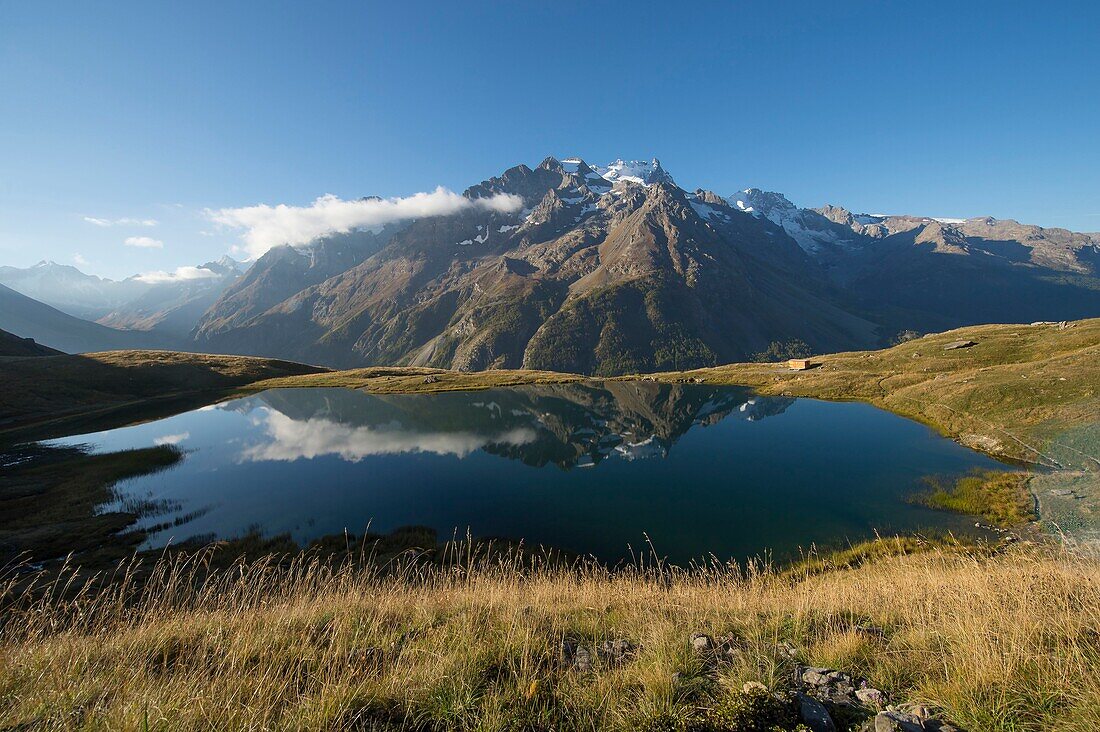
[0,257,243,340]
[2,156,1097,373]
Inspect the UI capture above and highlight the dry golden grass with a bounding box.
[2,540,1098,731]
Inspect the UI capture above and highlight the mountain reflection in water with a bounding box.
[42,383,1000,564]
[235,383,792,468]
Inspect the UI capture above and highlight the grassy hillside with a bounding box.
[0,350,327,442]
[2,540,1098,731]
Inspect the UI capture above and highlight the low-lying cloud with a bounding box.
[85,216,158,227]
[208,188,524,259]
[135,265,221,284]
[124,236,164,249]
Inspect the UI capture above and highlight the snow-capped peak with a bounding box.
[594,158,675,186]
[728,188,797,217]
[728,188,857,255]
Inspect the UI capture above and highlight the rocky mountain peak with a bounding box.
[816,204,855,226]
[728,188,797,217]
[537,156,563,172]
[594,158,675,186]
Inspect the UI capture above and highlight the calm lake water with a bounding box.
[45,384,1001,564]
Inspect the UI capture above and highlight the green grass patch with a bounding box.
[916,470,1036,527]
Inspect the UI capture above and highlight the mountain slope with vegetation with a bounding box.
[0,350,326,441]
[0,283,174,354]
[0,327,62,357]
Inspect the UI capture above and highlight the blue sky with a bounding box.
[1,1,1098,279]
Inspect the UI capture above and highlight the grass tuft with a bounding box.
[917,470,1037,527]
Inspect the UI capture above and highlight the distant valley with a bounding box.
[3,157,1098,374]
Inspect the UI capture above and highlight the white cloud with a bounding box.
[208,188,524,259]
[240,409,537,463]
[124,236,164,249]
[135,266,220,284]
[84,216,158,227]
[153,432,190,446]
[73,253,89,267]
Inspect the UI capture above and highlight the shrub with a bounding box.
[751,340,812,363]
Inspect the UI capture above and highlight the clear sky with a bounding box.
[2,1,1098,279]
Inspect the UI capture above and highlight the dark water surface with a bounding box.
[44,384,1001,564]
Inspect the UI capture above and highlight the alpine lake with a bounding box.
[36,383,1004,565]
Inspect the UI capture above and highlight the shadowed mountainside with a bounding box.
[0,328,62,357]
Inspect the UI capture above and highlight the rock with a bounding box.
[798,693,837,732]
[561,639,593,672]
[422,374,439,384]
[742,680,768,694]
[834,682,856,698]
[801,667,834,686]
[943,340,977,350]
[690,633,714,653]
[572,645,593,673]
[856,688,886,707]
[874,711,924,732]
[597,638,635,666]
[776,640,799,658]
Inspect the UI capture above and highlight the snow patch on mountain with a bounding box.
[728,188,861,254]
[594,158,675,186]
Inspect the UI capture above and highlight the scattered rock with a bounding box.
[856,688,886,707]
[873,710,924,731]
[422,374,439,384]
[798,692,837,732]
[690,633,714,653]
[943,339,977,350]
[597,638,635,667]
[776,640,799,658]
[801,667,834,686]
[571,645,593,673]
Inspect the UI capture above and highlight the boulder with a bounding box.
[798,693,837,732]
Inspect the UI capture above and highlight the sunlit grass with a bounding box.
[917,470,1036,527]
[2,539,1099,730]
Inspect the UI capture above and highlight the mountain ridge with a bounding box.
[4,156,1098,372]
